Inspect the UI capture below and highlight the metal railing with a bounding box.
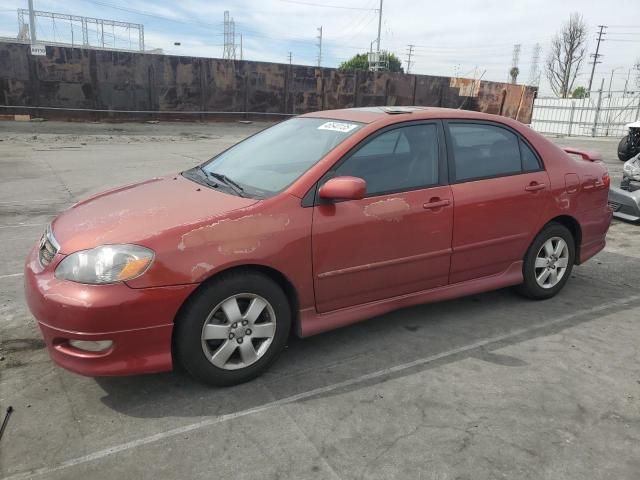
[531,88,640,138]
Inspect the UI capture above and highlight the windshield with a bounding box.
[199,117,363,197]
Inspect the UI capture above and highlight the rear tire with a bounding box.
[174,270,291,386]
[517,223,575,300]
[618,135,633,161]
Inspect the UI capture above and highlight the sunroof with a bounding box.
[380,106,428,114]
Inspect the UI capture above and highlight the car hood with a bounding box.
[51,174,258,253]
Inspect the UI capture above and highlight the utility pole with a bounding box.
[240,34,243,61]
[27,0,36,44]
[608,67,621,98]
[288,52,292,65]
[587,25,607,94]
[316,26,322,67]
[374,0,383,71]
[406,44,414,74]
[592,78,605,137]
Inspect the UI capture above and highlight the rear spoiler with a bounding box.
[562,147,603,162]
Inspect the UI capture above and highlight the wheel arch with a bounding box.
[171,263,300,357]
[544,215,582,264]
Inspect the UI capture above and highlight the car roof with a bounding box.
[300,106,509,125]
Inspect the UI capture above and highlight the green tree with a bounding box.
[571,86,587,98]
[387,53,403,73]
[339,53,369,71]
[509,66,519,84]
[339,52,404,73]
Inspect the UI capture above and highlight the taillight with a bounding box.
[602,173,610,189]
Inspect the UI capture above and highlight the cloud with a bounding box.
[1,0,639,95]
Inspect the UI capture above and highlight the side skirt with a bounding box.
[298,261,523,337]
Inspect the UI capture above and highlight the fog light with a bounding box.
[68,339,113,352]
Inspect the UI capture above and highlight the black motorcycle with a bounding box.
[618,122,640,161]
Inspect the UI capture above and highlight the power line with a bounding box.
[278,0,377,10]
[410,42,541,50]
[80,0,320,47]
[330,9,377,44]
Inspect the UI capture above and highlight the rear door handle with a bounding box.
[525,182,546,192]
[423,198,450,209]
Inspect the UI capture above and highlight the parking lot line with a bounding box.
[4,292,640,480]
[0,223,45,229]
[0,200,62,205]
[0,273,23,280]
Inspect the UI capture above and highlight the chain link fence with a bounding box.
[531,88,640,138]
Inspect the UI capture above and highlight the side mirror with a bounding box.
[318,176,367,201]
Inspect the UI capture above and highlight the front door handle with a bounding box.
[525,182,546,192]
[423,198,450,210]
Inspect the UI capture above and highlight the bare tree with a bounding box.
[635,58,640,89]
[545,13,587,98]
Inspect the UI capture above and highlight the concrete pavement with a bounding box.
[1,121,639,480]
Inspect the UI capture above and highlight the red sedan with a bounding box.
[24,107,612,386]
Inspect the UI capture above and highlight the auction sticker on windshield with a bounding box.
[317,122,359,133]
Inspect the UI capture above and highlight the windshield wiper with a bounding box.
[207,171,246,196]
[195,166,220,189]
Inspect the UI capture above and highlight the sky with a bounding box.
[1,0,639,96]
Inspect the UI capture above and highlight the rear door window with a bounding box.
[448,123,523,182]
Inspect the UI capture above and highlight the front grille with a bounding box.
[608,201,621,212]
[38,228,59,267]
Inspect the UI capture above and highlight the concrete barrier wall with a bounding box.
[0,42,537,122]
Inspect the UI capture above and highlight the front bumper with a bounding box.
[608,185,640,223]
[24,245,197,376]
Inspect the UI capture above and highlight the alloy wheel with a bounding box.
[201,293,276,370]
[534,236,569,289]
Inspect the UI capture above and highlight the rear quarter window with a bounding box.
[520,139,542,172]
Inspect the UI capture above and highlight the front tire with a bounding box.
[174,270,291,386]
[517,223,575,300]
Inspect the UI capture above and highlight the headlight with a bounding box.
[55,244,154,284]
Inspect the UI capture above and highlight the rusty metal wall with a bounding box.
[0,42,537,122]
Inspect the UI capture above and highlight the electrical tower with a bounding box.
[316,26,322,67]
[587,25,607,94]
[528,43,542,87]
[406,44,414,74]
[509,43,521,84]
[223,11,236,60]
[17,8,145,51]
